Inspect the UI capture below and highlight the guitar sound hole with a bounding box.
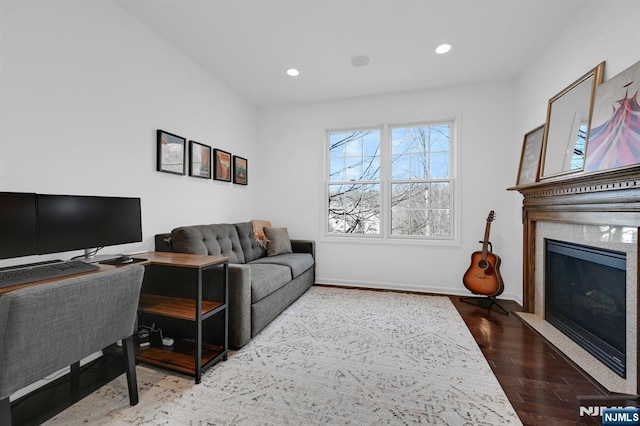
[478,260,488,269]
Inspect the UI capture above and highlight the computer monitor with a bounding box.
[0,192,39,259]
[36,194,142,256]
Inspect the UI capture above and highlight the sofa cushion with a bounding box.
[249,263,292,303]
[264,227,293,256]
[235,222,266,263]
[170,224,245,264]
[250,253,314,278]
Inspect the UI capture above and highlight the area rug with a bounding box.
[47,286,522,425]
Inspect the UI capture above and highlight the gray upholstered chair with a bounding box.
[0,265,145,425]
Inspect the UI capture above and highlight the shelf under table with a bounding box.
[136,339,225,376]
[138,293,223,320]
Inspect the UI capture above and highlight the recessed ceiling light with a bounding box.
[351,55,370,67]
[435,43,452,54]
[286,68,300,77]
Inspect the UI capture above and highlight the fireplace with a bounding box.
[510,165,640,394]
[544,239,626,377]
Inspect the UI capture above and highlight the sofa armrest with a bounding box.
[227,264,252,348]
[291,239,315,259]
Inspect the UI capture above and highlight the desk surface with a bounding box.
[0,252,229,295]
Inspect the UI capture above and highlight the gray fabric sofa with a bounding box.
[155,222,315,348]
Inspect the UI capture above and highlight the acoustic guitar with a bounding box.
[463,210,504,297]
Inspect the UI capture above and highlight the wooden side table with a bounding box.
[135,252,229,383]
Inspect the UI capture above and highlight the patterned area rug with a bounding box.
[47,286,522,425]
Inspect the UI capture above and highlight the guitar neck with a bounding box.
[481,221,492,259]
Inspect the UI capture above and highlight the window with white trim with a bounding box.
[327,121,454,240]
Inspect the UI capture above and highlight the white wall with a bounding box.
[511,0,640,299]
[0,0,258,266]
[256,82,522,300]
[515,0,640,136]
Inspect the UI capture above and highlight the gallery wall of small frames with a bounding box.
[156,129,247,185]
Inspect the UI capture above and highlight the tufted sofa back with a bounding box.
[170,223,246,264]
[234,222,267,262]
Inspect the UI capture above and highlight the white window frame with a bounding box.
[323,118,460,245]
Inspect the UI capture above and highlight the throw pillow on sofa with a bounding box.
[264,227,292,256]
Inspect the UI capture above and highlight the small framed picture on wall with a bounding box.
[189,141,212,179]
[233,155,248,185]
[156,129,186,175]
[213,149,232,182]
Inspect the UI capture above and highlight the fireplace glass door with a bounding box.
[545,239,626,377]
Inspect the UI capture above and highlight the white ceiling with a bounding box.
[117,0,590,107]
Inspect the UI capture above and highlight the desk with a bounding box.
[0,252,229,384]
[0,264,112,295]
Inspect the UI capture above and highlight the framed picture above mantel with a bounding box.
[584,59,640,174]
[540,62,605,180]
[516,124,545,186]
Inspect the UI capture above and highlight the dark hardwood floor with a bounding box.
[451,295,608,426]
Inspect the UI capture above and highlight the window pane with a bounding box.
[392,183,429,235]
[328,183,380,234]
[391,183,411,208]
[391,124,450,181]
[410,153,426,179]
[329,133,346,157]
[328,130,380,182]
[392,131,410,154]
[345,137,362,156]
[362,156,380,180]
[363,133,380,156]
[391,154,409,179]
[391,181,450,236]
[427,209,450,236]
[411,182,428,209]
[391,206,409,235]
[410,209,428,234]
[429,182,450,209]
[409,129,426,152]
[430,125,450,151]
[345,157,362,180]
[329,158,345,182]
[429,152,449,178]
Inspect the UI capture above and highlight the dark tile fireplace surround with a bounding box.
[511,165,640,395]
